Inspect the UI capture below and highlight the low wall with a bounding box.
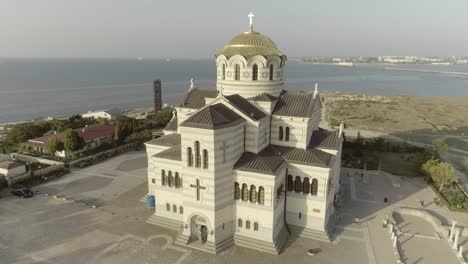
[33,164,65,177]
[6,164,65,186]
[69,142,139,167]
[393,207,447,234]
[10,153,63,166]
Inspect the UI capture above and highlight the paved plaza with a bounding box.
[339,168,465,264]
[0,151,467,264]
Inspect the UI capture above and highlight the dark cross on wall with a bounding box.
[190,179,206,201]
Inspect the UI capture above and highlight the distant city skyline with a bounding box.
[1,0,467,58]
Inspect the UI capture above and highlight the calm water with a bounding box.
[0,58,467,124]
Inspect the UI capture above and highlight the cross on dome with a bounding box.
[248,12,254,31]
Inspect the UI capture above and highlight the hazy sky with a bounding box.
[1,0,467,58]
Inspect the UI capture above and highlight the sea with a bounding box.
[1,58,468,124]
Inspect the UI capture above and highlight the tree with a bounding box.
[154,108,173,127]
[64,129,82,155]
[431,140,448,158]
[421,158,458,192]
[46,137,64,156]
[50,119,71,132]
[5,121,50,144]
[114,115,137,144]
[124,129,152,144]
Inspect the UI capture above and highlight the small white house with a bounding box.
[82,108,121,120]
[0,161,26,178]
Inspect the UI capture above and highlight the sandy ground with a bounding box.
[323,92,468,136]
[322,92,468,193]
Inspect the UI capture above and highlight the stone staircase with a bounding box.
[145,215,182,231]
[290,214,337,242]
[290,225,332,242]
[234,225,289,255]
[175,230,234,254]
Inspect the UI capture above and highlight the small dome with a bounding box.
[216,30,284,58]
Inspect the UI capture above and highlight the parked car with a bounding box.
[11,188,34,198]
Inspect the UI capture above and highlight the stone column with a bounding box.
[450,221,457,241]
[453,229,460,249]
[458,246,463,257]
[393,236,397,247]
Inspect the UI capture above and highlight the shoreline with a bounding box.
[0,107,155,128]
[384,67,468,77]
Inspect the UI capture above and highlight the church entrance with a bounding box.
[190,215,208,244]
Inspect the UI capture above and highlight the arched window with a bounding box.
[250,185,257,203]
[179,206,184,214]
[285,127,290,141]
[175,172,181,188]
[222,64,226,80]
[238,218,243,227]
[246,220,251,229]
[203,149,208,169]
[311,178,318,196]
[161,169,166,186]
[254,222,259,231]
[294,176,302,193]
[168,171,174,187]
[287,175,293,191]
[269,65,274,81]
[173,204,177,212]
[252,64,258,80]
[194,141,201,168]
[166,203,170,211]
[235,64,240,80]
[234,182,240,200]
[242,183,249,201]
[258,186,265,205]
[187,147,193,167]
[303,177,310,194]
[279,126,284,141]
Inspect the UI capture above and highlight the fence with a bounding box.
[10,153,63,166]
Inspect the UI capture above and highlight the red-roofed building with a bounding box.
[24,124,115,157]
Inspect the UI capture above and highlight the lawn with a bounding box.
[342,147,426,177]
[430,182,468,212]
[376,152,425,177]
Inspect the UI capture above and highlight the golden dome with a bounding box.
[216,29,284,58]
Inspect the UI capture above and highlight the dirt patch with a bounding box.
[116,157,147,172]
[324,92,468,137]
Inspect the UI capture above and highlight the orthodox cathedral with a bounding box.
[145,13,343,254]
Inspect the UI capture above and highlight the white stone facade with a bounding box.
[216,55,285,98]
[145,18,343,255]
